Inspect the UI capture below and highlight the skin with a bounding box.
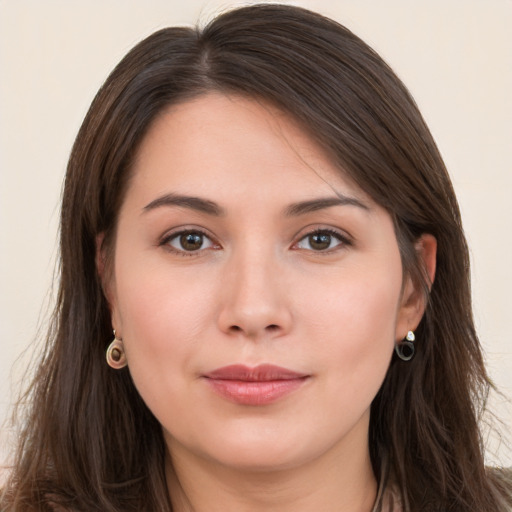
[104,92,436,512]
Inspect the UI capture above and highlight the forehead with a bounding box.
[127,92,372,209]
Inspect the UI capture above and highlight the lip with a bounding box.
[203,364,310,405]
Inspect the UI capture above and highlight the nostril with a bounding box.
[229,324,280,334]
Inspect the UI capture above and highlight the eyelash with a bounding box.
[159,227,352,257]
[293,228,352,253]
[160,228,218,257]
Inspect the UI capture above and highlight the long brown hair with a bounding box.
[2,4,511,511]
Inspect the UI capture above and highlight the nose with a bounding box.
[216,248,293,341]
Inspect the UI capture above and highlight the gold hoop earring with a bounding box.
[106,330,127,369]
[395,330,415,361]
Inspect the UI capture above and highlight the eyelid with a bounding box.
[291,226,353,252]
[159,226,221,255]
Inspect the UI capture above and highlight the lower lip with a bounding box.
[205,378,308,405]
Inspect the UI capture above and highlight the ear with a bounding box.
[395,233,437,340]
[96,233,122,333]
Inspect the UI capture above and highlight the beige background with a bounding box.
[1,0,511,468]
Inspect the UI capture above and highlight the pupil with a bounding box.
[180,233,202,251]
[310,233,331,250]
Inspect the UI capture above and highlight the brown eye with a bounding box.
[180,233,204,251]
[296,230,346,252]
[166,230,215,253]
[308,233,332,250]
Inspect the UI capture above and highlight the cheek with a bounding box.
[300,263,401,403]
[111,258,216,404]
[303,261,401,338]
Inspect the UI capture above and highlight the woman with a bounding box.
[2,4,511,511]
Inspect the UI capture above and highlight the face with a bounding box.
[106,93,420,473]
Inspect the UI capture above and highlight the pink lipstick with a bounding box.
[203,364,309,405]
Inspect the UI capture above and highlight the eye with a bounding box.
[295,229,348,252]
[164,230,216,253]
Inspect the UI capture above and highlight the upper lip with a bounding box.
[203,364,309,381]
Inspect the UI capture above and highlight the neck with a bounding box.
[165,425,378,512]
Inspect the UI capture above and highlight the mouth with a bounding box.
[202,364,310,405]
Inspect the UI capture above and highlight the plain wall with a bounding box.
[1,0,511,469]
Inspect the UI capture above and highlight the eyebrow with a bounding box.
[142,193,369,217]
[143,193,225,216]
[283,196,370,216]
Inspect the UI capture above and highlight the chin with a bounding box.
[211,444,313,473]
[192,422,339,474]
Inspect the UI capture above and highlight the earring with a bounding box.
[395,330,415,361]
[106,330,127,369]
